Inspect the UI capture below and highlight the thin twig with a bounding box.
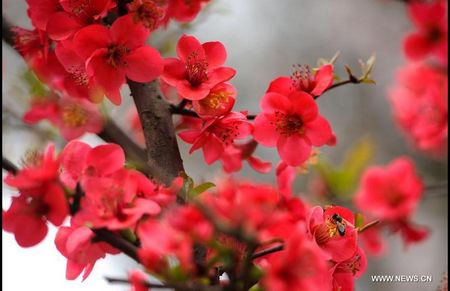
[252,245,284,260]
[92,228,139,262]
[2,157,18,174]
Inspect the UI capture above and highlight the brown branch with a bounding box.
[98,121,150,173]
[252,244,284,260]
[2,157,18,174]
[93,228,139,262]
[2,16,15,47]
[169,106,256,120]
[128,80,185,189]
[105,276,223,291]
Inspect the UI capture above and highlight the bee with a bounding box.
[332,213,346,236]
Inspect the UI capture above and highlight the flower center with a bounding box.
[186,51,208,87]
[314,215,342,245]
[336,254,362,275]
[291,64,312,92]
[68,0,90,17]
[106,44,130,68]
[214,122,240,146]
[68,66,89,87]
[273,111,304,136]
[61,104,88,127]
[428,26,443,43]
[199,90,232,109]
[21,149,43,168]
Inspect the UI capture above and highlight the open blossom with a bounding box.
[354,157,429,247]
[26,0,62,31]
[308,206,358,263]
[60,140,125,189]
[389,63,448,157]
[403,0,448,65]
[178,111,252,164]
[2,144,69,247]
[261,225,332,291]
[161,35,236,100]
[253,90,335,167]
[55,221,119,280]
[331,247,367,291]
[12,27,49,60]
[268,64,334,97]
[47,0,116,40]
[23,95,104,140]
[192,82,237,118]
[73,15,164,105]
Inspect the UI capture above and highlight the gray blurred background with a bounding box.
[2,0,448,290]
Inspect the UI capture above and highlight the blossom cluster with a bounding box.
[14,0,211,140]
[3,140,374,291]
[389,0,448,157]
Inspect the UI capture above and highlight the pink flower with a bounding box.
[178,111,252,164]
[389,63,448,157]
[73,15,164,105]
[261,225,331,291]
[220,140,272,174]
[267,64,334,97]
[161,35,236,100]
[354,157,429,247]
[23,96,104,140]
[47,0,116,40]
[403,0,448,65]
[55,222,119,280]
[26,0,62,31]
[307,206,358,262]
[253,90,335,166]
[2,144,69,247]
[60,140,125,189]
[331,247,368,291]
[11,27,49,60]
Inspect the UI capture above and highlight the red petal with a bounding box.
[47,11,83,41]
[66,260,85,280]
[247,156,272,174]
[267,77,293,96]
[403,33,433,60]
[277,135,311,167]
[162,58,187,86]
[252,114,279,147]
[14,215,48,247]
[73,24,111,59]
[202,134,225,164]
[124,46,164,83]
[86,143,125,177]
[110,15,149,50]
[176,80,211,100]
[43,183,69,226]
[304,116,334,146]
[311,64,334,96]
[261,92,291,114]
[60,140,91,189]
[176,34,203,63]
[206,67,236,87]
[288,91,318,122]
[202,41,227,69]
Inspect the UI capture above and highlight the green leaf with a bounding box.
[360,53,376,81]
[189,182,216,198]
[22,69,50,97]
[121,228,137,243]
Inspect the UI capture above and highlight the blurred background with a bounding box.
[2,0,448,290]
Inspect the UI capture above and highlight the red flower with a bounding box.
[253,91,335,166]
[307,206,358,262]
[2,144,69,247]
[268,64,334,97]
[331,247,368,291]
[161,35,236,100]
[355,157,423,221]
[47,0,116,40]
[23,95,104,140]
[192,82,236,118]
[261,225,331,291]
[73,15,164,105]
[60,141,125,189]
[179,111,252,164]
[11,27,49,60]
[55,222,119,280]
[389,63,448,157]
[403,1,448,65]
[354,157,429,247]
